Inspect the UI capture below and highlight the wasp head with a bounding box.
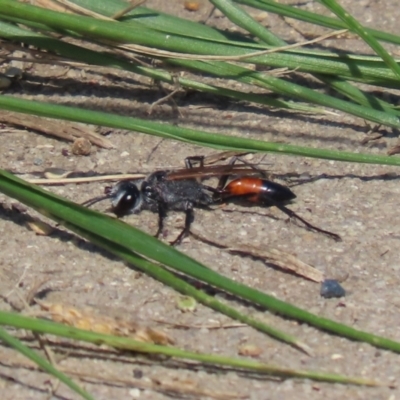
[110,181,142,217]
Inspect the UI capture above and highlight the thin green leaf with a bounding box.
[59,217,311,354]
[317,0,400,80]
[209,2,399,116]
[1,0,399,84]
[2,2,399,126]
[0,21,317,113]
[169,59,400,127]
[1,95,400,165]
[209,0,286,45]
[2,170,400,355]
[0,327,94,400]
[72,0,236,40]
[3,0,400,129]
[232,0,400,46]
[0,312,381,386]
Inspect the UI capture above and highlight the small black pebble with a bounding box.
[133,369,143,379]
[320,279,346,298]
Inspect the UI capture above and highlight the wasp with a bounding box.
[82,156,341,244]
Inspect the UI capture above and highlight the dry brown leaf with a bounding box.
[0,111,114,149]
[387,142,400,155]
[238,343,263,358]
[26,217,54,236]
[35,300,174,345]
[152,376,245,400]
[32,0,69,13]
[28,172,145,185]
[191,226,324,282]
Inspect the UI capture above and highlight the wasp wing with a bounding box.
[166,164,266,180]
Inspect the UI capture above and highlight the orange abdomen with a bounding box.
[222,178,296,204]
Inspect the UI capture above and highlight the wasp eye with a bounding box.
[111,181,142,217]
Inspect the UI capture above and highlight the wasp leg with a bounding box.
[184,156,205,169]
[155,202,168,238]
[201,184,219,195]
[170,202,194,246]
[214,156,243,193]
[277,204,341,242]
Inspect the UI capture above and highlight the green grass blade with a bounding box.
[0,167,306,351]
[0,0,280,53]
[3,0,400,127]
[317,0,400,80]
[0,312,379,386]
[3,13,397,123]
[1,0,399,84]
[209,0,286,45]
[233,0,400,46]
[72,0,237,40]
[58,217,311,353]
[2,170,400,355]
[209,3,399,117]
[0,21,317,113]
[3,13,400,122]
[320,76,398,113]
[0,0,398,390]
[169,59,400,127]
[0,327,94,400]
[172,49,400,124]
[2,94,400,166]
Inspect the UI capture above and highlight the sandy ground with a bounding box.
[2,0,400,399]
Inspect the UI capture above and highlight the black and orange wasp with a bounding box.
[82,155,340,244]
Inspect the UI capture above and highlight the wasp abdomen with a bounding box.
[222,177,296,204]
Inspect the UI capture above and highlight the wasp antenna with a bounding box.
[81,194,111,208]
